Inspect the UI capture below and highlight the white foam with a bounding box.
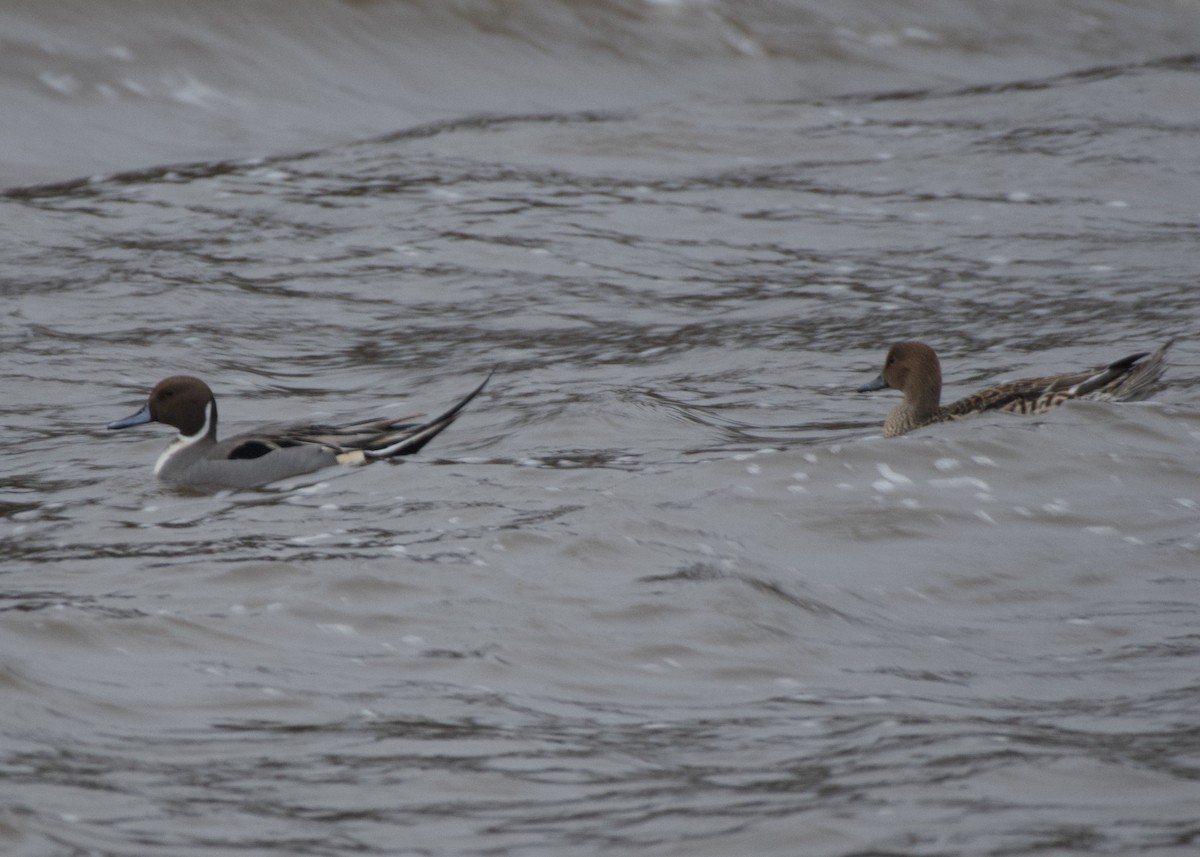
[876,462,913,484]
[929,476,991,492]
[317,623,357,636]
[39,71,80,95]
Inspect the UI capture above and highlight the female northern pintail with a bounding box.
[858,341,1170,438]
[108,372,491,489]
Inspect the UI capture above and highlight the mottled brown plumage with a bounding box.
[858,341,1170,437]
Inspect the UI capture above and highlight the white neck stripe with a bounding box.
[154,401,214,475]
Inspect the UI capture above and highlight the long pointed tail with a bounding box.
[1072,340,1171,401]
[365,370,493,460]
[1111,339,1171,401]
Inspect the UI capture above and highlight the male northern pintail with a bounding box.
[858,341,1170,438]
[108,372,491,489]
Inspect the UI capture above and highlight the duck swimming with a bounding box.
[108,371,491,489]
[858,341,1170,437]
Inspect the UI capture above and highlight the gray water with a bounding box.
[3,2,1200,855]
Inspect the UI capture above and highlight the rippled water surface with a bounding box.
[3,2,1200,855]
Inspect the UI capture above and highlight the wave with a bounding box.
[3,0,1199,184]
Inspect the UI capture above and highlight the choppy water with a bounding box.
[3,2,1200,855]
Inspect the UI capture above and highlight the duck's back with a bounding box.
[942,342,1170,419]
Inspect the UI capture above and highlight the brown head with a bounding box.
[859,342,944,435]
[108,375,218,438]
[879,343,941,400]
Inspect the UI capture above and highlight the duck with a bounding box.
[858,341,1170,437]
[108,371,491,489]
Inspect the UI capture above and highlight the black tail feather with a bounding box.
[366,369,493,459]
